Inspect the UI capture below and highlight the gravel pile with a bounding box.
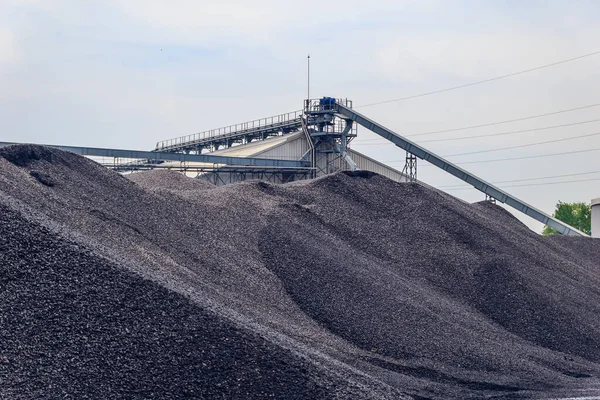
[1,145,599,399]
[0,203,334,399]
[128,169,214,191]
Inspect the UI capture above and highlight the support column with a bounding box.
[402,152,417,182]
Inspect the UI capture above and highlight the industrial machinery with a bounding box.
[142,96,594,236]
[0,97,588,236]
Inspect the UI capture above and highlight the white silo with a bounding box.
[592,198,600,238]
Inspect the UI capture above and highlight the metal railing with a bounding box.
[155,110,303,152]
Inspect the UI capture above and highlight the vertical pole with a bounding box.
[307,54,310,101]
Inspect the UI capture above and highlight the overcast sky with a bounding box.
[1,0,599,232]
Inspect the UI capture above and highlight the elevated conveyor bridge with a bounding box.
[0,142,308,168]
[330,101,587,237]
[155,110,304,153]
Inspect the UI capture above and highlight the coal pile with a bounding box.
[0,204,333,399]
[1,145,600,399]
[128,169,215,191]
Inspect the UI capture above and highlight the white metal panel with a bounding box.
[348,150,409,183]
[251,133,309,161]
[592,198,600,238]
[208,135,291,157]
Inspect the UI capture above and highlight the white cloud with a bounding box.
[373,27,600,84]
[105,0,441,47]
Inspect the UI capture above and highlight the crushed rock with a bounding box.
[1,144,599,400]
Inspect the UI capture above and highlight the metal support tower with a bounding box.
[303,98,358,176]
[402,152,417,182]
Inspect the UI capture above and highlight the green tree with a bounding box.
[542,201,591,235]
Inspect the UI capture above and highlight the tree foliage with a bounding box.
[542,201,591,236]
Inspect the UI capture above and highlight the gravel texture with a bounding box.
[0,203,333,399]
[128,169,215,192]
[1,145,599,399]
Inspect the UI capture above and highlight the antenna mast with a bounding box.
[307,54,310,100]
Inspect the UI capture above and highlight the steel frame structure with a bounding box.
[303,98,358,175]
[153,98,360,178]
[155,111,304,154]
[402,152,418,182]
[0,142,307,168]
[331,101,587,236]
[199,168,311,186]
[107,162,311,173]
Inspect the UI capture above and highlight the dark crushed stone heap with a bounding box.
[0,144,59,167]
[1,144,600,400]
[127,169,215,191]
[0,204,332,399]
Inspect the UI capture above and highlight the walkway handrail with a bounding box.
[155,110,303,151]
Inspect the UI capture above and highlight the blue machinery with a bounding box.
[0,97,588,236]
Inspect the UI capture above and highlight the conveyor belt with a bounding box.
[335,103,587,236]
[155,111,303,153]
[0,142,308,168]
